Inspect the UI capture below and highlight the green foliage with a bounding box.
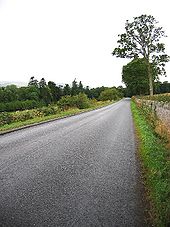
[75,93,90,109]
[71,78,79,96]
[139,94,170,103]
[0,98,113,130]
[28,76,39,87]
[112,14,170,95]
[122,58,150,96]
[113,15,168,60]
[12,110,36,122]
[48,81,63,101]
[63,84,71,96]
[39,78,53,105]
[0,100,42,112]
[57,96,72,110]
[38,106,59,116]
[0,100,113,132]
[131,101,170,226]
[0,106,60,126]
[99,88,121,101]
[0,77,124,112]
[18,86,40,101]
[58,93,90,110]
[85,86,106,99]
[0,85,18,102]
[78,81,84,93]
[154,81,170,94]
[0,77,125,112]
[0,112,13,126]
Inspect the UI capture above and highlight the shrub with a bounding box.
[38,106,59,116]
[0,112,13,126]
[140,93,170,103]
[99,88,119,101]
[14,110,34,121]
[58,96,72,110]
[0,103,6,112]
[58,93,90,110]
[75,93,90,109]
[0,100,42,112]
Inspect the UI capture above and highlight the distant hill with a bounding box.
[0,81,27,87]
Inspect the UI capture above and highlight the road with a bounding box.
[0,99,144,226]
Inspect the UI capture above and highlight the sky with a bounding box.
[0,0,170,88]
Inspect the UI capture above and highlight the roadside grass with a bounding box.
[0,100,114,133]
[131,101,170,226]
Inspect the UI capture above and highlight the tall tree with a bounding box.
[71,78,79,96]
[39,78,52,105]
[28,76,39,87]
[63,84,71,96]
[78,81,84,93]
[55,85,63,101]
[48,81,58,102]
[112,14,169,95]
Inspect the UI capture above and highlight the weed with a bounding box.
[131,101,170,226]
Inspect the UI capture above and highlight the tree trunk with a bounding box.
[147,59,154,96]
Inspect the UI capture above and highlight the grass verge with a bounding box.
[131,101,170,226]
[0,101,114,133]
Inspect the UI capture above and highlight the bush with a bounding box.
[58,93,90,110]
[0,103,6,112]
[38,106,59,116]
[13,110,34,122]
[140,93,170,103]
[0,112,13,126]
[58,96,72,110]
[0,105,61,126]
[75,93,90,109]
[0,100,42,112]
[99,88,120,101]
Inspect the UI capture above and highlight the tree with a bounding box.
[112,14,170,95]
[84,86,91,98]
[88,86,106,100]
[18,86,40,101]
[71,78,79,96]
[28,76,39,87]
[99,88,120,101]
[63,84,71,96]
[39,78,52,105]
[154,81,170,94]
[3,85,18,102]
[55,85,63,101]
[122,58,150,96]
[78,81,84,93]
[161,81,170,93]
[48,81,59,102]
[116,86,125,97]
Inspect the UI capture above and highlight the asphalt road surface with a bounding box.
[0,99,145,226]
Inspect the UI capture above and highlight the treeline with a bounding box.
[124,81,170,97]
[122,58,170,97]
[0,77,123,112]
[154,81,170,94]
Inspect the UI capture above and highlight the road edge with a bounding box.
[0,100,122,136]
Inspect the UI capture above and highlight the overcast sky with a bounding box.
[0,0,170,88]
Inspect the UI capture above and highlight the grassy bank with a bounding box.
[131,101,170,226]
[0,100,114,133]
